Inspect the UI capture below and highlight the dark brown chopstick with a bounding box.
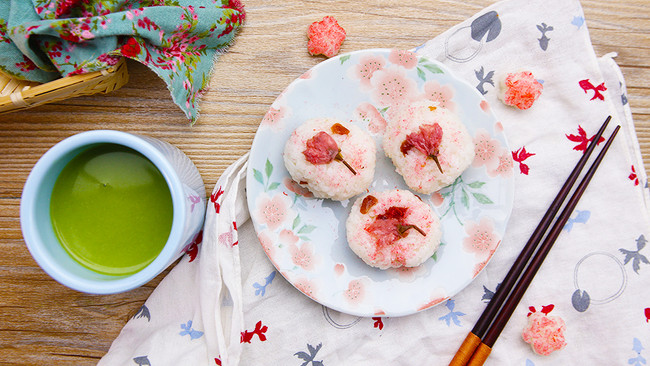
[448,116,614,366]
[466,124,620,366]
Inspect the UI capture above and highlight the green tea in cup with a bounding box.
[21,130,206,294]
[50,144,173,276]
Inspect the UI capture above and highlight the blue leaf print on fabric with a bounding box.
[295,343,324,366]
[475,66,495,95]
[482,283,501,303]
[536,23,553,51]
[438,299,466,327]
[571,16,585,29]
[180,320,204,340]
[629,337,646,366]
[471,11,501,43]
[133,356,151,366]
[133,305,151,322]
[563,210,590,232]
[253,271,276,296]
[525,359,535,366]
[619,235,649,274]
[571,289,591,312]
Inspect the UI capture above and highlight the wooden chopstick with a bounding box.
[448,116,614,366]
[466,124,620,365]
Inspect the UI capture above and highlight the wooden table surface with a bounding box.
[0,0,648,364]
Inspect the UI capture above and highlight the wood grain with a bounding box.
[0,0,648,364]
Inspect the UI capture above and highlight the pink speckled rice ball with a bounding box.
[498,70,543,110]
[283,118,375,201]
[383,101,475,194]
[346,189,441,269]
[522,312,567,356]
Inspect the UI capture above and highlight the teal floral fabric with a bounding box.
[0,0,245,122]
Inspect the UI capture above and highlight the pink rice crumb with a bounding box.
[522,312,567,356]
[307,16,346,58]
[501,71,543,110]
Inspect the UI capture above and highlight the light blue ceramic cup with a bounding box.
[20,130,206,294]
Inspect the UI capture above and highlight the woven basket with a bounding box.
[0,58,128,114]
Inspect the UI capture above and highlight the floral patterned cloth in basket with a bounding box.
[0,0,245,122]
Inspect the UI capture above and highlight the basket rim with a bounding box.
[2,58,127,101]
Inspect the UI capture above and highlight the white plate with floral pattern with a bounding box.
[246,49,514,317]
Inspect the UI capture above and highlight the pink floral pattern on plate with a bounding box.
[463,217,500,259]
[247,49,514,317]
[253,194,293,231]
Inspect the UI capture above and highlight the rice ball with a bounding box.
[283,118,375,201]
[383,101,474,194]
[497,70,543,110]
[346,189,441,269]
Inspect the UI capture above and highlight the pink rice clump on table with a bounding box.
[307,16,346,58]
[346,190,442,269]
[522,312,567,356]
[499,71,543,110]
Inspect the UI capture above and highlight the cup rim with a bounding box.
[20,130,187,294]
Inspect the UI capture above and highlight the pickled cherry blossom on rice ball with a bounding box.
[383,101,475,194]
[346,190,442,269]
[283,118,376,201]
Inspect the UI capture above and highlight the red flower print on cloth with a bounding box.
[211,186,225,213]
[15,55,38,73]
[523,305,567,356]
[120,37,141,58]
[463,217,500,258]
[97,53,121,66]
[645,307,650,322]
[354,102,387,134]
[566,125,605,153]
[353,54,385,88]
[254,194,292,231]
[423,80,456,111]
[388,49,417,69]
[512,146,535,175]
[218,222,238,247]
[372,317,384,330]
[579,79,607,101]
[183,230,203,262]
[528,304,555,317]
[240,321,268,343]
[307,16,346,58]
[630,165,640,186]
[371,66,417,108]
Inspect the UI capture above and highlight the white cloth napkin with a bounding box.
[99,0,650,364]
